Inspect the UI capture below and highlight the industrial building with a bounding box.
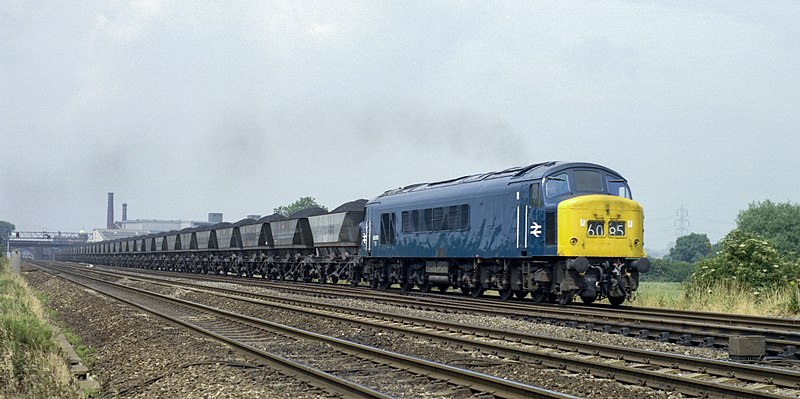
[93,192,223,242]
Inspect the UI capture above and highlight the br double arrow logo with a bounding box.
[530,222,542,237]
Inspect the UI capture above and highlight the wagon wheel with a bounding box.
[531,290,546,303]
[369,278,379,289]
[329,275,339,285]
[378,278,391,290]
[514,290,528,299]
[470,284,484,298]
[350,270,361,287]
[400,280,413,292]
[498,287,513,301]
[460,286,471,295]
[608,295,626,306]
[418,281,432,293]
[437,285,450,294]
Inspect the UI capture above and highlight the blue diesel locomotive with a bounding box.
[55,161,648,305]
[359,161,649,305]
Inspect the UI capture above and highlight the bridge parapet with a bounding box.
[9,231,89,244]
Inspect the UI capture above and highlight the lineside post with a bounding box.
[10,250,21,274]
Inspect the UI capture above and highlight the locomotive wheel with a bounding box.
[470,284,484,298]
[531,290,546,303]
[418,281,432,293]
[608,295,626,306]
[400,281,413,292]
[514,290,527,299]
[378,279,391,290]
[558,291,574,305]
[437,284,450,293]
[580,295,597,304]
[498,287,513,301]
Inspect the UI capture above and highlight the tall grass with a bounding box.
[0,258,79,398]
[636,281,800,317]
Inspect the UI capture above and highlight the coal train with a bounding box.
[56,161,649,305]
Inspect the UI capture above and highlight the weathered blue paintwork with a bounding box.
[360,161,630,260]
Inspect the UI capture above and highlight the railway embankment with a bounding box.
[0,257,79,398]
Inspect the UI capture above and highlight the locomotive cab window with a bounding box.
[606,176,631,199]
[545,173,570,198]
[574,170,603,193]
[530,183,542,207]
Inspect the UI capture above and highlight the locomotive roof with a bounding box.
[376,161,624,198]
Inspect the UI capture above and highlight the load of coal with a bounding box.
[331,199,368,213]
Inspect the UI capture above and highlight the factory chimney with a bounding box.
[107,193,114,229]
[122,203,128,222]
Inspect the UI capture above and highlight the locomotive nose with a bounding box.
[556,194,645,258]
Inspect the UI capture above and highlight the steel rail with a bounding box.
[30,262,394,399]
[32,261,577,399]
[47,262,800,398]
[55,262,800,355]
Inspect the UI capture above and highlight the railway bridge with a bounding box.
[7,231,89,260]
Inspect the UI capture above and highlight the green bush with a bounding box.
[687,230,800,297]
[642,259,694,282]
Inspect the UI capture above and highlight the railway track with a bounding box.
[31,261,577,399]
[74,261,800,358]
[39,261,800,398]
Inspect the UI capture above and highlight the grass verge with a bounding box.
[636,281,800,317]
[0,257,79,398]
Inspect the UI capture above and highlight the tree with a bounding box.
[736,200,800,255]
[642,258,694,282]
[667,233,712,263]
[688,229,800,292]
[273,197,327,217]
[0,220,15,254]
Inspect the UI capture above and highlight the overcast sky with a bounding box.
[1,1,798,254]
